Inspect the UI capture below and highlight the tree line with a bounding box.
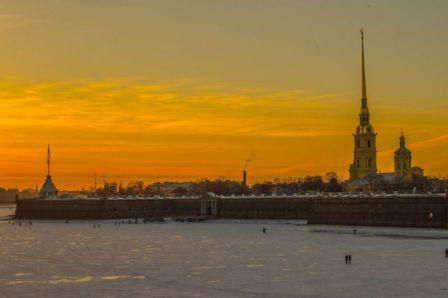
[89,172,448,198]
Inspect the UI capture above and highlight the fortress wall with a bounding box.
[308,196,448,228]
[15,197,310,220]
[15,199,202,220]
[217,198,310,219]
[15,196,448,228]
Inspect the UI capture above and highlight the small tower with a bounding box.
[40,144,58,198]
[349,30,378,180]
[394,131,412,177]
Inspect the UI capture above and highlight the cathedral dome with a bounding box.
[394,147,411,156]
[394,133,411,156]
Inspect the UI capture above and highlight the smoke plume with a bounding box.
[244,153,256,170]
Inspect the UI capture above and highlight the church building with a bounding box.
[394,132,411,177]
[349,29,378,180]
[40,144,58,198]
[393,132,424,178]
[347,31,424,191]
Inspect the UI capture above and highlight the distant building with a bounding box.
[40,144,58,198]
[391,134,424,180]
[394,132,412,177]
[349,29,378,181]
[148,182,194,197]
[347,31,424,191]
[0,188,19,203]
[410,166,424,177]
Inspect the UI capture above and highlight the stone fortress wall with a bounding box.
[15,195,448,228]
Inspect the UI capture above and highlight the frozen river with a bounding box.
[0,205,447,297]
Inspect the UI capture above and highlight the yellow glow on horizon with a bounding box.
[0,78,446,189]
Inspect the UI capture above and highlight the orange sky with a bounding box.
[0,1,447,189]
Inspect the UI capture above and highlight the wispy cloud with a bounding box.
[0,78,347,141]
[410,134,448,150]
[0,14,42,31]
[0,78,446,187]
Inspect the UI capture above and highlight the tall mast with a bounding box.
[47,144,51,176]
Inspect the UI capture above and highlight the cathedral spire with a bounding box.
[350,29,377,181]
[361,29,367,108]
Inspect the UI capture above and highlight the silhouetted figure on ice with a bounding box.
[445,248,448,258]
[348,254,352,264]
[263,228,266,234]
[345,254,348,264]
[354,229,357,235]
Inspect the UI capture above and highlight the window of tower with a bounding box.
[367,140,371,148]
[357,140,360,148]
[368,158,372,168]
[397,163,401,169]
[403,163,407,170]
[357,159,360,167]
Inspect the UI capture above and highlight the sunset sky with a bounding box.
[0,0,447,189]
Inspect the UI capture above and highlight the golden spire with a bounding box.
[361,29,367,107]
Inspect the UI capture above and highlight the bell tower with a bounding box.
[349,30,378,180]
[394,131,412,177]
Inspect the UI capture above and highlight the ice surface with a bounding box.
[0,206,447,297]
